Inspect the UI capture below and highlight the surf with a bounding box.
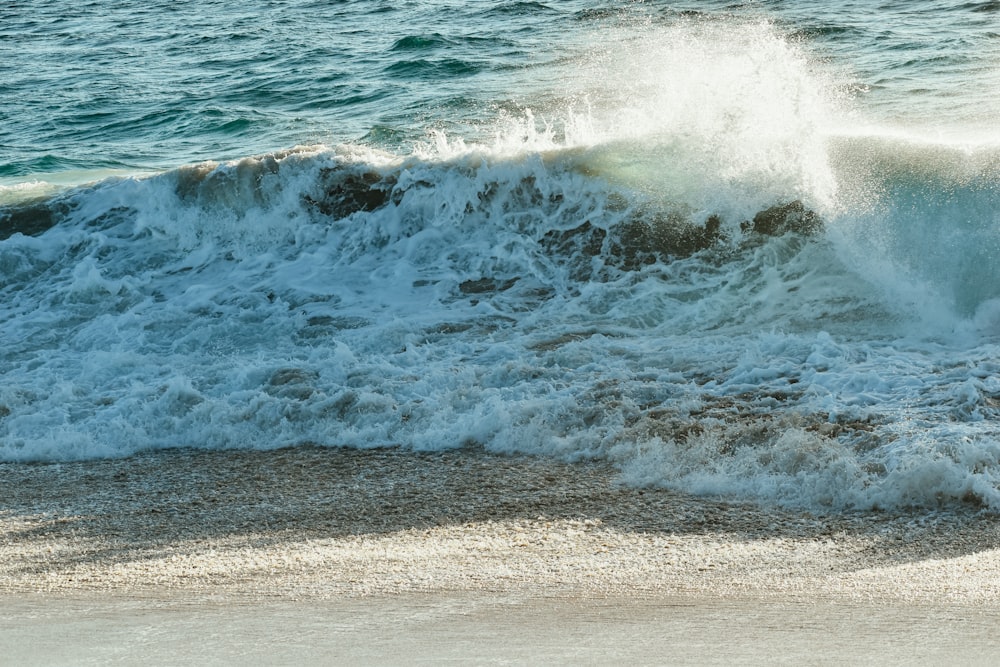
[3,8,1000,513]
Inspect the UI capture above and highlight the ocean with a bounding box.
[2,0,999,511]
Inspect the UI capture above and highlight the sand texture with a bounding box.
[2,445,1000,604]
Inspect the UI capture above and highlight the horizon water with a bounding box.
[3,0,1000,512]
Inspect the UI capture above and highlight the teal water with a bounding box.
[2,1,1000,511]
[3,1,997,178]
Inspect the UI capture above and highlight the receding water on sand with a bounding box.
[3,593,1000,666]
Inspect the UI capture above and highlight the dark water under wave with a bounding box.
[2,1,1000,512]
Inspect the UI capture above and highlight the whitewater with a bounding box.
[2,1,1000,511]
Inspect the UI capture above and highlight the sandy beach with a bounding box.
[3,446,1000,664]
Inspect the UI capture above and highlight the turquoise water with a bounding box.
[2,1,1000,511]
[3,1,997,177]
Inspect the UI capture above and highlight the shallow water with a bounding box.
[3,594,1000,666]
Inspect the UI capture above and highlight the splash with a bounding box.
[3,14,1000,512]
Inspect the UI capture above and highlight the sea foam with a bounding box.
[2,17,1000,512]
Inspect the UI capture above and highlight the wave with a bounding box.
[1,133,999,511]
[3,15,1000,512]
[5,125,998,322]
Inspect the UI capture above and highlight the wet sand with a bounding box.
[4,594,1000,666]
[2,446,1000,663]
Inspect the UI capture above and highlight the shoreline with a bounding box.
[3,592,1000,666]
[4,446,1000,663]
[3,445,999,603]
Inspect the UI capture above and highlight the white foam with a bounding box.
[3,18,1000,512]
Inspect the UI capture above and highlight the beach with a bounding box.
[3,446,1000,664]
[5,1,1000,663]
